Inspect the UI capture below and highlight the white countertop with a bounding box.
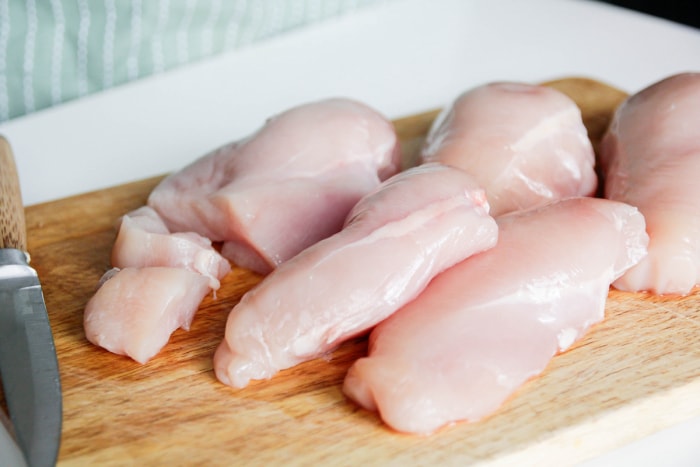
[1,0,699,464]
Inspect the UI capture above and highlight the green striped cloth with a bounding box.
[0,0,389,122]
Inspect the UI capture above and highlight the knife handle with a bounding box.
[0,136,27,251]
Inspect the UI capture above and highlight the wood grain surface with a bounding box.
[5,77,700,466]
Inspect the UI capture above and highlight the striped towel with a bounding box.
[0,0,390,122]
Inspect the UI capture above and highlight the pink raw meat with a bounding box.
[343,197,648,435]
[148,98,401,274]
[421,82,597,216]
[84,267,212,364]
[112,206,231,289]
[214,163,498,389]
[85,206,230,363]
[600,72,700,295]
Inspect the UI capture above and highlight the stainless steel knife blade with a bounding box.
[1,399,28,467]
[0,136,62,467]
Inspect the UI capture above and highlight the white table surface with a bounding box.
[1,0,699,464]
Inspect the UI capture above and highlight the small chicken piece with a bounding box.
[421,82,597,216]
[86,207,230,363]
[84,267,212,364]
[214,163,498,389]
[600,72,700,295]
[343,197,648,435]
[111,206,231,289]
[148,98,401,274]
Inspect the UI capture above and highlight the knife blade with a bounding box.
[1,408,28,467]
[0,136,62,467]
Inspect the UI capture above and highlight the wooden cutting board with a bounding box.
[7,77,700,466]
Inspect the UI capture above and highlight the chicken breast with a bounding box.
[111,206,231,289]
[84,267,212,364]
[148,98,401,275]
[600,72,700,295]
[343,197,648,435]
[421,82,597,216]
[214,163,499,389]
[86,206,230,363]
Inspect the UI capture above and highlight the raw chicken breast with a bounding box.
[148,98,401,274]
[214,163,499,389]
[112,206,231,289]
[84,267,212,364]
[343,197,648,435]
[86,206,230,363]
[600,72,700,295]
[421,82,597,216]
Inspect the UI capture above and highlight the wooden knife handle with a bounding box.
[0,136,27,251]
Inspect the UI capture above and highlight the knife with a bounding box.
[0,136,62,467]
[1,408,27,467]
